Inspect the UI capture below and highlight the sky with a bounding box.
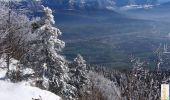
[159,0,170,3]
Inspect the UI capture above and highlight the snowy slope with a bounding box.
[0,81,61,100]
[0,58,61,100]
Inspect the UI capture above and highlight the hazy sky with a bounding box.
[159,0,170,3]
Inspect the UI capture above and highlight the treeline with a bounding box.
[88,63,170,100]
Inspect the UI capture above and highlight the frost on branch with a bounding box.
[69,54,90,98]
[0,2,32,81]
[43,6,55,25]
[20,6,76,100]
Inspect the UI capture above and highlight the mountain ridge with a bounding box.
[41,0,159,10]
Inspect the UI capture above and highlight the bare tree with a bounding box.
[0,1,31,72]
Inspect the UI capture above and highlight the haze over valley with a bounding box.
[47,1,170,69]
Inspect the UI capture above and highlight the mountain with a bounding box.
[155,1,170,10]
[123,1,170,21]
[17,0,163,12]
[1,0,167,11]
[41,0,159,11]
[115,0,158,7]
[42,0,116,10]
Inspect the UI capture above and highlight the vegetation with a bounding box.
[1,1,170,100]
[55,10,170,69]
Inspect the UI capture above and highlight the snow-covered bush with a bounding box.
[88,71,122,100]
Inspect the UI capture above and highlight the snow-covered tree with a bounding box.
[20,6,76,100]
[0,1,32,79]
[69,54,90,98]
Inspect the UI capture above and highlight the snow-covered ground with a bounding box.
[0,80,61,100]
[0,58,61,100]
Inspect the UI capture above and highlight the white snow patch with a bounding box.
[0,70,6,78]
[0,55,6,68]
[0,81,61,100]
[0,56,19,71]
[0,57,61,100]
[23,68,34,75]
[120,4,154,11]
[9,58,19,71]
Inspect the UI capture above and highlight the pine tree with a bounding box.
[20,6,76,99]
[69,54,90,98]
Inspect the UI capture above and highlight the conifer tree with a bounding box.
[69,54,90,98]
[21,6,76,99]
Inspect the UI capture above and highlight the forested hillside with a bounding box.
[0,1,170,100]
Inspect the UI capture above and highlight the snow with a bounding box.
[120,4,154,11]
[9,58,19,71]
[23,68,34,75]
[0,55,6,68]
[0,55,19,70]
[0,81,61,100]
[0,59,61,100]
[88,71,121,100]
[0,70,6,78]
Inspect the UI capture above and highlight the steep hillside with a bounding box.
[0,59,61,100]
